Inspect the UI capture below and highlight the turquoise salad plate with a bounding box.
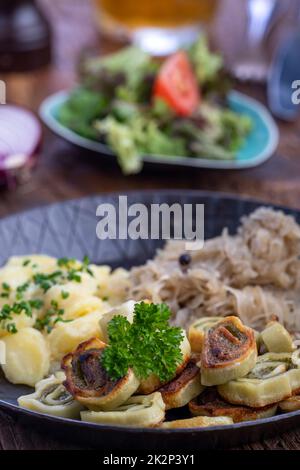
[40,90,279,170]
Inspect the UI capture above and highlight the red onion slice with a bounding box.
[0,105,42,184]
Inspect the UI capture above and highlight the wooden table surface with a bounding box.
[1,0,300,450]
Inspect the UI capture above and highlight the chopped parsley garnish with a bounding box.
[102,302,184,382]
[1,282,11,298]
[30,299,44,309]
[16,281,30,300]
[82,255,90,265]
[61,290,70,299]
[33,271,63,293]
[82,255,94,277]
[56,256,94,283]
[57,257,76,268]
[0,299,44,333]
[0,256,92,334]
[6,323,17,334]
[67,271,81,283]
[34,299,71,333]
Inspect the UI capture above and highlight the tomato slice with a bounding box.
[153,51,200,117]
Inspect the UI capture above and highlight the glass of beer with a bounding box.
[93,0,219,55]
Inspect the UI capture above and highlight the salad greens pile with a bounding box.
[58,37,252,174]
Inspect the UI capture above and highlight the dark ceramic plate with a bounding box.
[0,190,300,450]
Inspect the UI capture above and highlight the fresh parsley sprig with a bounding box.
[102,302,184,382]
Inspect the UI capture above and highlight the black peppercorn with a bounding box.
[179,253,191,267]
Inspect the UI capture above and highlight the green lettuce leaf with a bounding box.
[188,37,223,86]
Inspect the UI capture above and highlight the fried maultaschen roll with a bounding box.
[218,351,300,408]
[188,317,222,353]
[200,316,257,386]
[259,321,294,353]
[160,415,233,429]
[158,360,203,410]
[62,338,139,410]
[81,392,165,427]
[279,395,300,412]
[189,388,277,423]
[18,372,84,418]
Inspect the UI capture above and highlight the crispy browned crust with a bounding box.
[61,337,128,400]
[137,339,191,395]
[201,316,256,370]
[137,357,191,395]
[151,418,166,428]
[158,361,199,396]
[160,415,233,428]
[279,395,300,412]
[189,388,276,423]
[62,337,105,366]
[218,391,292,408]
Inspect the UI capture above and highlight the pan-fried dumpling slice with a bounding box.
[138,331,191,394]
[189,387,277,423]
[257,352,292,362]
[47,310,105,361]
[158,360,203,410]
[292,349,300,367]
[81,392,165,427]
[18,372,84,418]
[99,300,136,343]
[259,321,294,353]
[279,395,300,412]
[200,316,257,386]
[161,416,233,429]
[218,351,300,407]
[62,338,139,410]
[188,317,222,353]
[1,327,50,386]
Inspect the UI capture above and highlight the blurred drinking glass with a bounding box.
[93,0,219,55]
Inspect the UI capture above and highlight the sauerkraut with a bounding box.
[129,208,300,333]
